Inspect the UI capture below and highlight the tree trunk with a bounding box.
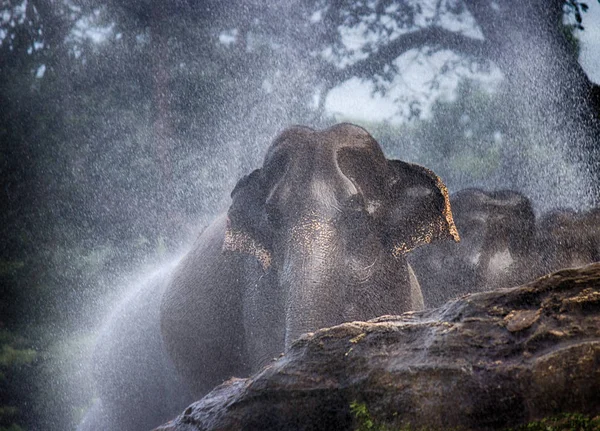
[464,0,600,208]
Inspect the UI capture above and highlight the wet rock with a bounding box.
[156,263,600,431]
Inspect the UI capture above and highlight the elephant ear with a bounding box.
[384,160,459,256]
[223,169,273,270]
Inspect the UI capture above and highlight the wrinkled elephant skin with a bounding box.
[161,123,459,398]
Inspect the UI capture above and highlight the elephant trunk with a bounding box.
[280,218,346,349]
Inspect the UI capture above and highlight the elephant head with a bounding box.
[223,123,458,347]
[409,188,537,307]
[536,207,600,273]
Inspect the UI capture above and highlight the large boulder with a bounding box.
[156,263,600,431]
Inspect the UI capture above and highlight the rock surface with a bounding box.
[156,263,600,431]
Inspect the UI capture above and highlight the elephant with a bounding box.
[160,122,459,399]
[79,123,458,431]
[409,188,538,308]
[535,207,600,273]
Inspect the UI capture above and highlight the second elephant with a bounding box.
[409,188,538,307]
[536,207,600,273]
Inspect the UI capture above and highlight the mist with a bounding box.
[1,1,599,430]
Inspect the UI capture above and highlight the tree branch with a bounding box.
[320,26,491,87]
[316,26,492,114]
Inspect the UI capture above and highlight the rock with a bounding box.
[156,263,600,431]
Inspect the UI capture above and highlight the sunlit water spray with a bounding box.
[50,4,600,430]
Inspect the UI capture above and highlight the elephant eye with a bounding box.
[342,194,370,225]
[346,193,365,211]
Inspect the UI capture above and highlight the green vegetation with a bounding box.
[0,331,36,431]
[508,413,600,431]
[350,401,394,431]
[350,401,427,431]
[342,79,559,196]
[351,402,600,431]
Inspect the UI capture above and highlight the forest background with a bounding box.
[1,1,599,430]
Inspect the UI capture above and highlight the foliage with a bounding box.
[350,402,600,431]
[0,331,36,431]
[349,80,529,194]
[401,80,513,192]
[350,401,392,431]
[564,1,594,31]
[508,413,600,431]
[350,401,426,431]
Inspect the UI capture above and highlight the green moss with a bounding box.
[508,413,600,431]
[351,401,378,431]
[349,401,422,431]
[350,403,600,431]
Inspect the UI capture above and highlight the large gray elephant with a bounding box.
[80,123,458,431]
[409,188,538,308]
[160,123,459,398]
